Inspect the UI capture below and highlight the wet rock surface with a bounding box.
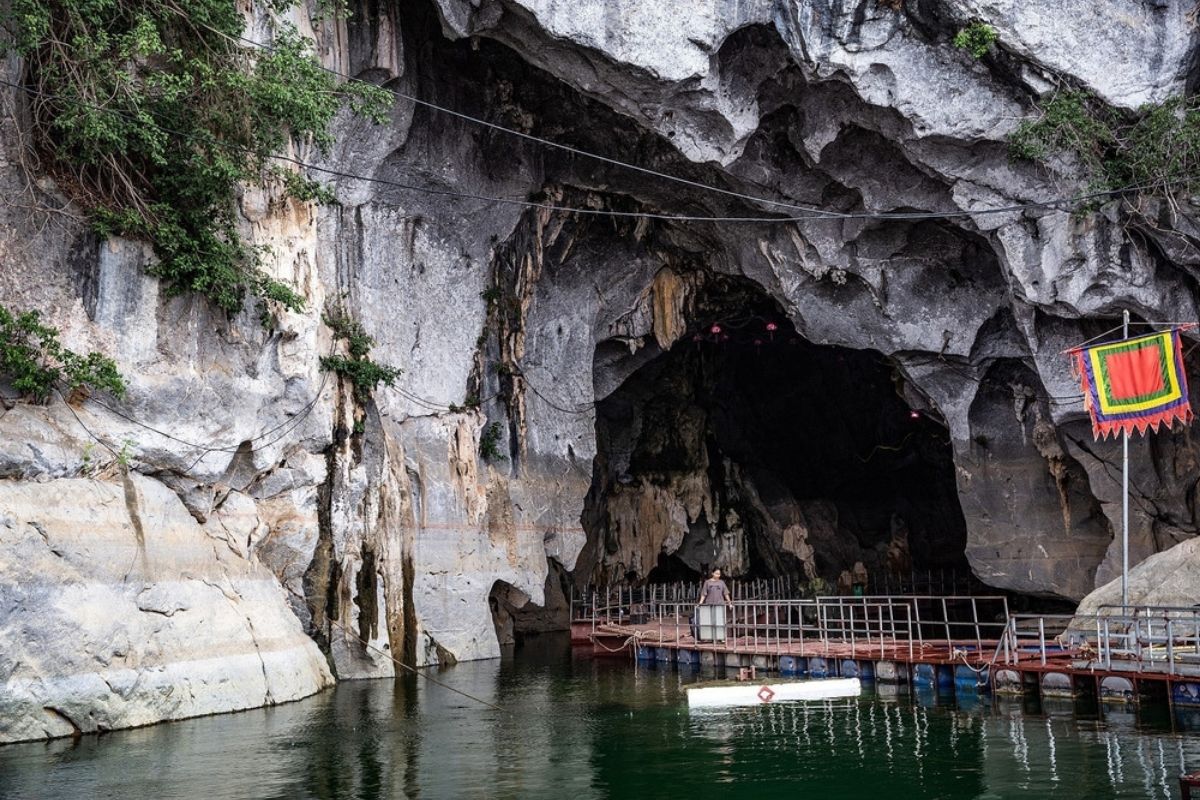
[3,0,1200,740]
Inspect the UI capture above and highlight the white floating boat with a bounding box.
[686,677,861,708]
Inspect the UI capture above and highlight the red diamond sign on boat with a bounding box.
[757,686,775,703]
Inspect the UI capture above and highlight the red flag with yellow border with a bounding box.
[1070,328,1194,440]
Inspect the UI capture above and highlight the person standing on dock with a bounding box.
[697,568,731,607]
[693,568,732,642]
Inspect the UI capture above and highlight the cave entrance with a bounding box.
[580,275,976,595]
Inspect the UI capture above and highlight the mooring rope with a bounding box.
[283,586,503,711]
[587,622,692,657]
[589,633,642,654]
[953,632,1012,688]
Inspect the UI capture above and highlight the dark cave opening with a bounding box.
[580,276,978,594]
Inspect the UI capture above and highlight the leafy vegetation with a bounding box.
[1009,90,1200,198]
[8,0,390,318]
[0,305,125,403]
[953,23,996,58]
[479,422,504,461]
[116,438,136,468]
[320,311,401,403]
[447,395,480,414]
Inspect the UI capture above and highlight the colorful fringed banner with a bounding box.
[1070,328,1194,440]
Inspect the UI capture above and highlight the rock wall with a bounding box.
[0,474,333,741]
[1075,534,1200,615]
[3,0,1200,741]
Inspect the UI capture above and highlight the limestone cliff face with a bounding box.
[0,474,333,741]
[2,0,1200,741]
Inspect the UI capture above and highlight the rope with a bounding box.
[589,633,642,653]
[588,622,687,653]
[283,585,503,711]
[1059,323,1127,353]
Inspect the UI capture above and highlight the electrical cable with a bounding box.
[899,352,1085,405]
[52,386,120,459]
[515,371,596,415]
[5,62,1199,435]
[190,17,1198,224]
[203,18,834,217]
[0,77,1190,225]
[33,346,488,471]
[514,318,1198,417]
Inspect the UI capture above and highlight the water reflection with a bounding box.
[1,637,1199,800]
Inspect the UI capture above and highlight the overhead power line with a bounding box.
[0,77,1183,225]
[197,18,1187,223]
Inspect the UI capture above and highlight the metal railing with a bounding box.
[570,577,797,626]
[995,606,1200,677]
[605,598,913,657]
[818,595,1009,654]
[587,593,1010,662]
[571,570,977,624]
[865,568,980,597]
[581,588,1200,682]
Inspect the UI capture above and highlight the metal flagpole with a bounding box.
[1122,309,1130,609]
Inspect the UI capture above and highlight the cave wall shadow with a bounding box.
[577,276,976,593]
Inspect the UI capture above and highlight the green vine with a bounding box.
[1009,90,1200,199]
[320,311,401,403]
[7,0,390,319]
[0,305,125,403]
[953,23,997,58]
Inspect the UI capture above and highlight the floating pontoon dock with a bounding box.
[570,589,1200,709]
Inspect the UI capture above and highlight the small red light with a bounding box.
[754,339,763,346]
[765,322,778,332]
[909,410,921,420]
[710,324,722,335]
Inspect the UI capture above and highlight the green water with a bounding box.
[3,636,1199,800]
